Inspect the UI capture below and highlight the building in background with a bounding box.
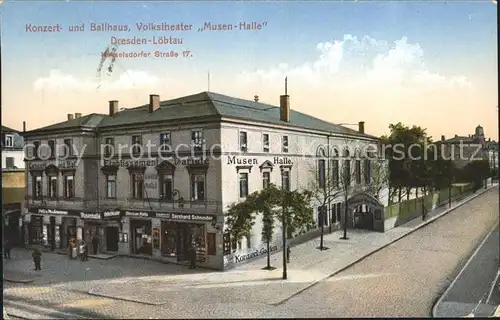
[2,124,26,247]
[22,91,382,270]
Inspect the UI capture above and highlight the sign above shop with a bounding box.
[123,210,154,218]
[80,212,102,220]
[103,210,122,219]
[154,212,216,222]
[37,208,70,215]
[28,160,77,170]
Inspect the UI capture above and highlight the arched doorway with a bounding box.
[346,192,384,232]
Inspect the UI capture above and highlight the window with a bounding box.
[239,131,248,152]
[191,130,203,151]
[355,160,362,184]
[364,159,371,184]
[63,175,74,199]
[106,175,116,198]
[207,233,216,255]
[34,175,43,199]
[48,176,58,199]
[281,170,290,191]
[318,206,328,227]
[282,136,289,153]
[131,135,142,157]
[159,133,171,155]
[239,173,248,198]
[191,174,205,201]
[104,138,114,157]
[131,173,143,199]
[64,139,73,156]
[48,140,55,158]
[263,134,269,152]
[159,174,173,200]
[332,203,342,223]
[5,134,13,147]
[343,160,351,186]
[5,157,15,169]
[162,222,177,256]
[33,141,40,158]
[318,159,326,189]
[332,159,339,188]
[262,171,270,189]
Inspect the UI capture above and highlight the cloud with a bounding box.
[33,70,164,92]
[239,34,471,90]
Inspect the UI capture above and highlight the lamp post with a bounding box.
[282,190,288,280]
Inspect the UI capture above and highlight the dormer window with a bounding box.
[239,131,248,152]
[4,134,14,147]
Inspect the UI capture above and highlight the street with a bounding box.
[3,188,499,318]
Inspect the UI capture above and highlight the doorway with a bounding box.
[49,216,56,250]
[106,226,119,252]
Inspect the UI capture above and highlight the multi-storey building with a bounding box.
[2,124,26,246]
[23,91,381,270]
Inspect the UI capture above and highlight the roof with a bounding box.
[441,136,477,144]
[1,125,18,133]
[25,91,378,139]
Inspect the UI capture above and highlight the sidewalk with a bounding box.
[85,184,497,307]
[432,222,500,318]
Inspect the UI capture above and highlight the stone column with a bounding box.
[118,217,130,254]
[152,218,161,258]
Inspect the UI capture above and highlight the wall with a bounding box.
[2,149,25,169]
[2,170,26,204]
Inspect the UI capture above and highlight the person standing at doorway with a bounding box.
[92,235,99,255]
[32,248,42,270]
[4,239,12,259]
[188,242,197,269]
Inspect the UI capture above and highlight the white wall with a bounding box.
[2,150,25,169]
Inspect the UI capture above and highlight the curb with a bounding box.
[432,221,500,318]
[275,185,497,306]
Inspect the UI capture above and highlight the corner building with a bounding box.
[23,92,379,270]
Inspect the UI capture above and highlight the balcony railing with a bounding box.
[99,197,222,212]
[25,195,222,213]
[25,196,98,209]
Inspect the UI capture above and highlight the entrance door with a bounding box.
[105,227,119,251]
[176,224,193,262]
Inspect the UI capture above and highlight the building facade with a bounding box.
[23,92,380,270]
[2,124,26,246]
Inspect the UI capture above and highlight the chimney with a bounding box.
[455,134,458,138]
[441,135,445,141]
[280,95,290,122]
[109,100,119,116]
[149,94,160,113]
[67,114,74,121]
[254,95,259,102]
[74,113,82,118]
[358,121,365,134]
[23,121,26,132]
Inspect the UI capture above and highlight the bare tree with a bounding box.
[307,146,341,250]
[338,145,362,240]
[366,157,390,201]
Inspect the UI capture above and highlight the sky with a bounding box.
[0,1,498,140]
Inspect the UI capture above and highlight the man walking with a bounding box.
[32,248,42,271]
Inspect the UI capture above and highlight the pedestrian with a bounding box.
[32,248,42,270]
[4,239,11,259]
[286,245,291,264]
[92,236,99,255]
[188,243,197,269]
[81,241,88,261]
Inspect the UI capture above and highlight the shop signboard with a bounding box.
[154,212,216,222]
[36,208,81,216]
[122,210,155,218]
[79,212,102,220]
[102,210,122,219]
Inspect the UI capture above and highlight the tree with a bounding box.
[225,184,314,272]
[307,147,341,250]
[366,157,390,201]
[338,146,360,240]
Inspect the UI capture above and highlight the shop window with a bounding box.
[63,174,74,199]
[131,173,144,199]
[207,232,216,255]
[48,176,58,199]
[33,175,43,199]
[106,174,116,198]
[239,173,248,198]
[162,222,177,256]
[191,174,205,201]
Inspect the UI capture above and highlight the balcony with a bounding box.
[25,196,98,210]
[99,197,223,213]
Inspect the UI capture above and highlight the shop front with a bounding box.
[3,203,23,247]
[155,212,216,264]
[28,208,81,251]
[102,210,122,252]
[124,211,153,256]
[80,211,105,254]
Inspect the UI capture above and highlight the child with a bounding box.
[32,248,42,270]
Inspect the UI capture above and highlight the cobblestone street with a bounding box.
[3,186,498,318]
